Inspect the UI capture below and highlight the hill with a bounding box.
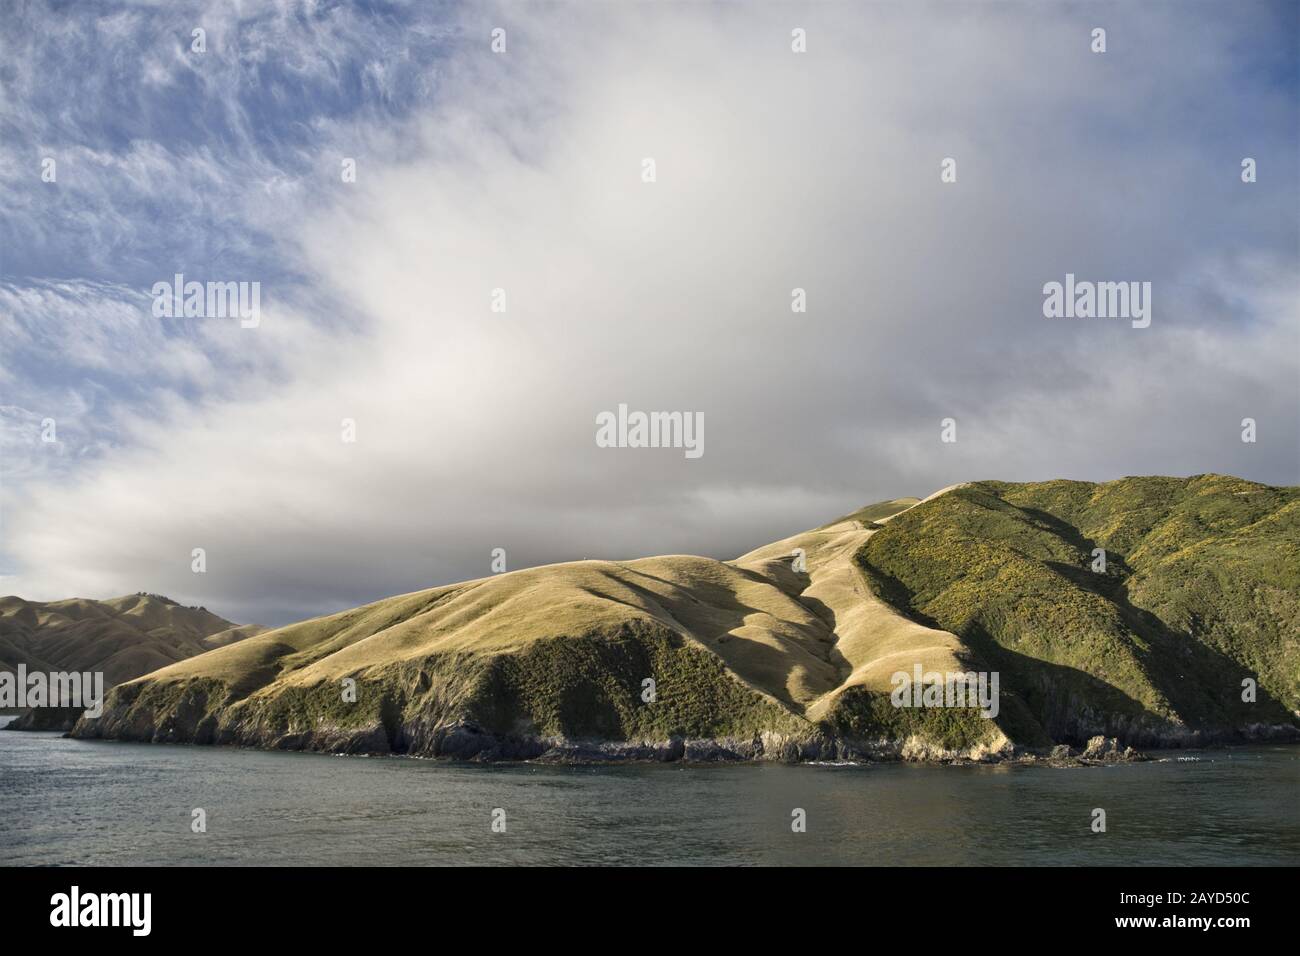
[855,475,1300,747]
[1,594,264,730]
[71,477,1300,761]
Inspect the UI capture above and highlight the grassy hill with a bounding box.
[855,476,1300,746]
[71,477,1300,760]
[1,594,264,730]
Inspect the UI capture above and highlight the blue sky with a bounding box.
[2,1,454,307]
[1,1,1297,625]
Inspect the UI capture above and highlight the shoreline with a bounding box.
[6,711,1296,768]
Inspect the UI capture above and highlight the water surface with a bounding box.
[2,718,1296,866]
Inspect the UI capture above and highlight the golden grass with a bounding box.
[135,492,974,733]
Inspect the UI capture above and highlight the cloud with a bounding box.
[2,1,1296,625]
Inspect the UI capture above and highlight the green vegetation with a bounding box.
[471,621,808,741]
[855,476,1300,745]
[822,687,1002,751]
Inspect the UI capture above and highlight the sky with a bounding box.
[1,0,1297,627]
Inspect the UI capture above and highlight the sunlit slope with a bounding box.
[733,507,1024,752]
[816,497,921,530]
[735,517,970,714]
[856,476,1300,745]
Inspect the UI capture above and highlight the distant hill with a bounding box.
[71,476,1300,761]
[1,594,264,730]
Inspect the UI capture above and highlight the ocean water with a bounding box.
[1,717,1297,866]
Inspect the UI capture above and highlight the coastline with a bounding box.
[54,713,1300,768]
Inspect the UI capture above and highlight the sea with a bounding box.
[2,716,1296,866]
